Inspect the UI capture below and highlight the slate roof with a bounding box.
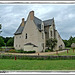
[24,43,38,47]
[33,16,42,30]
[14,21,26,35]
[43,19,53,26]
[14,16,54,35]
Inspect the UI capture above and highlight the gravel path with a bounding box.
[1,50,66,56]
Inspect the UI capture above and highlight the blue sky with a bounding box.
[0,4,75,40]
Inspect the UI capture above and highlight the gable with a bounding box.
[14,11,54,35]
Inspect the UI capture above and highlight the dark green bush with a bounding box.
[45,50,48,52]
[26,51,36,53]
[15,50,36,53]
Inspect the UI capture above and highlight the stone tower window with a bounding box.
[25,33,27,39]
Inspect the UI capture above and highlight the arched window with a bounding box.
[25,33,27,39]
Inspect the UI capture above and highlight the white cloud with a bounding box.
[0,4,75,39]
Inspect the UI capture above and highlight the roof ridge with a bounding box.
[34,16,42,21]
[43,18,53,22]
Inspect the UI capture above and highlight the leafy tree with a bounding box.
[0,24,2,33]
[63,36,75,47]
[0,36,5,47]
[46,38,57,51]
[6,37,14,46]
[3,37,11,44]
[0,24,1,29]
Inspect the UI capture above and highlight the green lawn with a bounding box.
[50,48,75,56]
[0,59,75,70]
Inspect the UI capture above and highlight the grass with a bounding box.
[49,48,75,56]
[0,59,75,70]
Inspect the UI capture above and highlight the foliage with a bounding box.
[1,54,75,60]
[0,36,14,47]
[0,36,5,47]
[0,24,2,33]
[3,37,11,44]
[16,50,36,53]
[46,38,57,51]
[6,37,14,46]
[63,36,75,47]
[0,24,1,29]
[45,49,49,52]
[7,49,36,53]
[9,49,16,53]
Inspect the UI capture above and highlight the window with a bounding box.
[16,37,17,39]
[51,31,52,37]
[25,33,27,39]
[20,36,21,38]
[19,45,20,47]
[16,45,17,47]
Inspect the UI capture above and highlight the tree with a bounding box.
[0,24,2,33]
[46,38,57,51]
[63,36,75,47]
[0,36,5,47]
[6,37,14,46]
[3,37,11,44]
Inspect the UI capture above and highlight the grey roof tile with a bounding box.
[43,19,53,26]
[14,16,54,35]
[33,16,42,30]
[14,21,26,35]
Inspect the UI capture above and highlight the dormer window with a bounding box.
[25,33,27,39]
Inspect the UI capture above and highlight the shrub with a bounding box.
[26,51,36,53]
[45,49,48,52]
[9,49,16,53]
[15,50,36,53]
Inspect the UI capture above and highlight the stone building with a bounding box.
[14,11,65,52]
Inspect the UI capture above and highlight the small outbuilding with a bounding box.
[24,43,38,52]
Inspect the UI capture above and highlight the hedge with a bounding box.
[0,55,75,60]
[7,49,36,53]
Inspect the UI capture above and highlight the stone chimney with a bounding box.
[21,18,24,26]
[29,11,34,20]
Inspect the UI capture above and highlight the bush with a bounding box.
[26,51,36,53]
[0,55,75,60]
[9,49,16,53]
[17,49,24,53]
[15,50,36,53]
[7,49,36,53]
[45,49,48,52]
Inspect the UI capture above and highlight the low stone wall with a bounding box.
[0,55,75,60]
